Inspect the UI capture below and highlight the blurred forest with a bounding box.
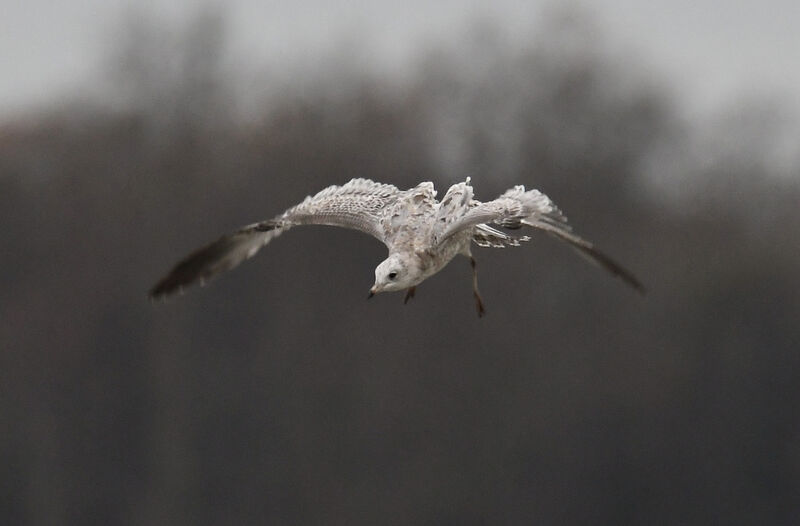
[1,8,799,526]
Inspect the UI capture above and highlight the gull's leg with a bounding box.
[470,257,485,317]
[404,286,416,304]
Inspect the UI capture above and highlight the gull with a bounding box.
[149,178,644,316]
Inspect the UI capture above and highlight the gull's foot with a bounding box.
[404,286,416,304]
[474,292,485,318]
[469,256,485,317]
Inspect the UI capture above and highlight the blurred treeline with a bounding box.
[1,9,799,525]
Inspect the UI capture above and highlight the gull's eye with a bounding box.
[388,271,397,280]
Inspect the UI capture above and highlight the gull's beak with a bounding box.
[367,286,377,299]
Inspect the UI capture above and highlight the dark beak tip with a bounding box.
[367,291,375,300]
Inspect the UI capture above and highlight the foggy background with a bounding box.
[1,2,799,524]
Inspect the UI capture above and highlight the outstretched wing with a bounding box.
[149,178,400,299]
[435,185,645,294]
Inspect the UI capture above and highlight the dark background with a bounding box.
[2,8,799,525]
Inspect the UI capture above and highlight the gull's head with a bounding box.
[370,254,417,296]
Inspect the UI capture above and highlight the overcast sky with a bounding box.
[1,0,798,118]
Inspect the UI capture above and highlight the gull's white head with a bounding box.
[369,254,419,296]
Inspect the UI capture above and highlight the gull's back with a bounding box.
[381,181,438,251]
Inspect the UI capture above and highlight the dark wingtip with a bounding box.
[148,267,195,300]
[523,220,645,297]
[535,223,646,297]
[148,276,182,301]
[584,245,646,296]
[622,274,647,296]
[148,264,196,301]
[148,221,281,302]
[147,236,240,301]
[580,246,645,295]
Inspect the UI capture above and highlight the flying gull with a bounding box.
[150,178,644,316]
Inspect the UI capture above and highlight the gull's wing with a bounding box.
[432,185,567,244]
[433,180,533,248]
[149,178,400,298]
[435,185,645,294]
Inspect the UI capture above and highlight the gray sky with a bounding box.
[1,0,798,118]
